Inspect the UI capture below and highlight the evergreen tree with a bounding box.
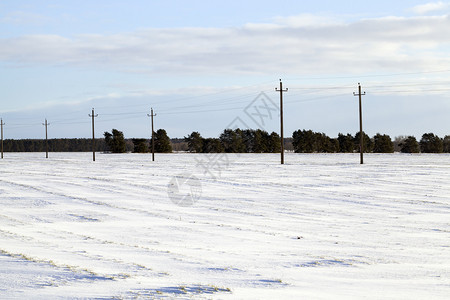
[202,138,224,153]
[323,137,339,153]
[153,129,172,153]
[241,129,273,153]
[292,130,315,153]
[220,129,245,153]
[420,133,443,153]
[443,135,450,153]
[292,130,337,153]
[185,131,203,153]
[112,129,127,153]
[399,136,420,153]
[104,132,112,152]
[354,131,373,153]
[373,133,394,153]
[337,133,355,153]
[104,129,127,153]
[267,132,281,153]
[241,129,254,153]
[253,130,269,153]
[132,138,149,153]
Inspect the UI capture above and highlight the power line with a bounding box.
[159,91,261,112]
[366,81,450,89]
[51,120,91,125]
[370,88,450,94]
[101,112,144,117]
[1,73,450,140]
[93,80,275,111]
[284,93,350,104]
[288,85,354,90]
[286,69,450,81]
[158,106,244,115]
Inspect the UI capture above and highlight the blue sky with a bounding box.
[1,0,450,140]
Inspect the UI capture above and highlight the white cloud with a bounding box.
[1,15,450,76]
[0,11,50,25]
[411,1,450,15]
[271,13,344,27]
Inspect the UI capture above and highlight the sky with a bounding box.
[1,0,450,140]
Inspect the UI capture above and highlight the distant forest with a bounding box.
[2,129,449,153]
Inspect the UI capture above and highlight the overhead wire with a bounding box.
[285,68,450,81]
[2,70,450,135]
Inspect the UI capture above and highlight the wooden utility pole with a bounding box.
[275,79,288,164]
[353,83,366,164]
[42,119,50,158]
[147,108,157,161]
[89,108,98,161]
[1,118,4,159]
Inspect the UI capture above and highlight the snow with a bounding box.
[0,152,449,299]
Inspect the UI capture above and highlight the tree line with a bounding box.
[292,130,450,153]
[0,128,173,153]
[103,129,172,153]
[2,138,107,152]
[102,128,281,154]
[184,129,281,153]
[183,129,449,153]
[2,129,449,153]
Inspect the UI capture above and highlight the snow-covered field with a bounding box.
[0,152,449,299]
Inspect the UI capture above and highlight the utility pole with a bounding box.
[275,79,288,165]
[89,108,98,161]
[1,118,4,159]
[42,119,50,158]
[147,108,157,161]
[353,83,366,164]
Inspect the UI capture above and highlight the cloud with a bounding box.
[411,1,450,15]
[271,13,344,27]
[0,11,50,25]
[1,15,450,76]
